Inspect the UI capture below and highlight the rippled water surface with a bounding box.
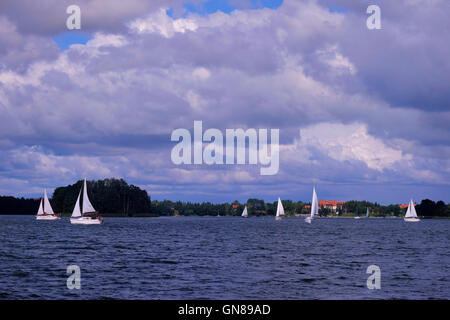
[0,215,448,299]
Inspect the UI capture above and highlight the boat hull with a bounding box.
[36,215,60,220]
[70,217,103,225]
[305,217,312,223]
[275,216,283,221]
[404,217,420,222]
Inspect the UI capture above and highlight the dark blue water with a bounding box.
[0,215,448,299]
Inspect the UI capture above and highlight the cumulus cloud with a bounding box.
[128,8,198,38]
[315,45,356,75]
[0,0,449,202]
[295,123,410,172]
[0,0,187,35]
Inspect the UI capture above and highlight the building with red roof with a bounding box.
[318,200,346,212]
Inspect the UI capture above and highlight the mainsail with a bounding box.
[366,207,370,218]
[43,189,55,215]
[311,187,318,218]
[82,179,96,214]
[71,190,82,218]
[276,198,285,217]
[405,200,418,218]
[242,206,248,217]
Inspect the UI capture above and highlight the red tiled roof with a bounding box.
[399,203,416,208]
[318,200,346,206]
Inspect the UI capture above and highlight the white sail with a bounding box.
[311,187,318,218]
[82,179,96,214]
[43,189,55,215]
[241,206,248,217]
[405,203,411,217]
[410,200,418,218]
[71,190,82,218]
[36,198,44,215]
[405,200,417,218]
[276,198,285,217]
[366,207,370,218]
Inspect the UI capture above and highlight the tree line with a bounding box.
[0,180,449,218]
[152,198,450,218]
[0,178,152,216]
[341,200,449,218]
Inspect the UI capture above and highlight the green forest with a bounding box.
[152,198,450,218]
[0,178,449,218]
[0,178,152,216]
[52,178,152,216]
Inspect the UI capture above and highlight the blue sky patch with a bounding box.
[328,6,348,14]
[175,0,283,17]
[53,32,93,50]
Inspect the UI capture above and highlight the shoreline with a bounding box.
[0,214,449,219]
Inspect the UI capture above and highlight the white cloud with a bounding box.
[128,8,198,38]
[185,90,207,111]
[71,32,128,57]
[295,122,411,171]
[7,146,112,180]
[316,45,356,75]
[192,67,211,81]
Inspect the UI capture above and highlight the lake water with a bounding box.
[0,215,448,299]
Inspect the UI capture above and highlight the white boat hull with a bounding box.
[36,214,60,220]
[70,217,103,225]
[404,217,420,222]
[275,216,282,221]
[354,216,361,219]
[305,217,312,223]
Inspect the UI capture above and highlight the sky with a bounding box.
[0,0,449,204]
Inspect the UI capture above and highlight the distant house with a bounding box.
[318,200,346,213]
[231,204,240,210]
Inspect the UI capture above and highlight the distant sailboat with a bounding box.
[275,198,285,220]
[241,206,248,218]
[404,199,420,222]
[355,207,369,219]
[70,179,103,225]
[305,187,318,223]
[36,189,60,220]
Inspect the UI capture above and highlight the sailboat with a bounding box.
[305,187,318,223]
[70,179,103,225]
[275,198,285,220]
[241,205,248,218]
[404,199,420,222]
[36,189,60,220]
[355,207,369,219]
